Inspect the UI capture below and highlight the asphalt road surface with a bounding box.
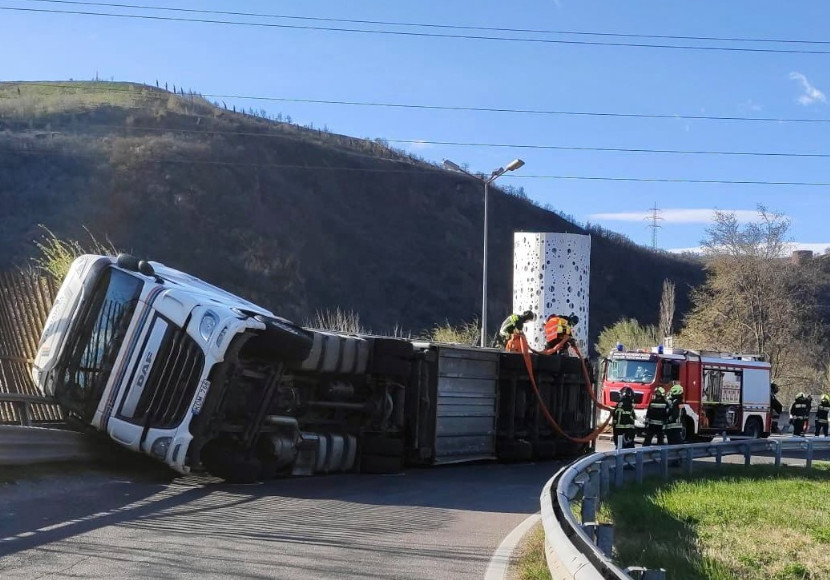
[0,449,579,580]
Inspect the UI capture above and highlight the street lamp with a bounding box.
[442,158,526,347]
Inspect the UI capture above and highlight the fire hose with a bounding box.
[516,333,614,444]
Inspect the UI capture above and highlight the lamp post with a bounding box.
[442,158,525,347]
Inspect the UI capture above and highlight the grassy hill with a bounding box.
[0,81,704,347]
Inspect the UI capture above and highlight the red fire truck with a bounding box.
[600,347,772,441]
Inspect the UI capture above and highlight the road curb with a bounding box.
[484,512,541,580]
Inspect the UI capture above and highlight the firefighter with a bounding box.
[770,383,783,434]
[665,382,685,445]
[790,392,809,436]
[815,394,830,437]
[643,386,668,446]
[612,386,636,449]
[544,314,578,350]
[497,310,535,349]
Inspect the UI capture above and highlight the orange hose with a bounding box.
[517,334,612,443]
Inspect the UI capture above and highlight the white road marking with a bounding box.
[483,512,541,580]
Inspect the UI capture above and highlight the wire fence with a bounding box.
[0,270,63,424]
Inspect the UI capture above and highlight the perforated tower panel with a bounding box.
[512,233,591,353]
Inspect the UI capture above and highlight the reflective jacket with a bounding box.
[645,397,668,427]
[791,398,809,420]
[499,314,522,338]
[666,397,684,430]
[544,316,572,344]
[613,402,635,430]
[817,401,830,425]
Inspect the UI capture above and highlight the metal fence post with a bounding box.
[596,523,614,558]
[684,447,693,476]
[743,442,751,466]
[806,439,813,470]
[600,460,610,499]
[775,439,782,467]
[615,452,624,488]
[635,452,644,484]
[581,469,598,523]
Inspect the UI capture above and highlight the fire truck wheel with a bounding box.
[681,417,694,443]
[743,416,763,439]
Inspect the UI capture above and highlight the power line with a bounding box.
[12,120,830,160]
[11,81,830,126]
[5,146,830,187]
[22,0,830,47]
[5,4,830,54]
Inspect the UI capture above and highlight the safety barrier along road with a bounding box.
[540,437,830,580]
[0,425,111,466]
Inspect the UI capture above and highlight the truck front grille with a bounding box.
[135,327,204,429]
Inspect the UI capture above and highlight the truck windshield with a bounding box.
[606,359,657,384]
[54,267,143,419]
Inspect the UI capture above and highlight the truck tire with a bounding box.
[201,440,263,484]
[360,454,403,474]
[256,317,314,361]
[361,434,404,457]
[743,416,763,439]
[360,433,404,474]
[497,440,533,462]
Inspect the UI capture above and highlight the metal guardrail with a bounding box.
[541,437,830,580]
[0,425,110,466]
[0,393,63,426]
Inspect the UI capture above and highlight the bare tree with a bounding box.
[658,279,676,340]
[679,205,829,402]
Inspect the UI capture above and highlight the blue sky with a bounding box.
[3,0,830,252]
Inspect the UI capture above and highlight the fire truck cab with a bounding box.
[601,346,772,441]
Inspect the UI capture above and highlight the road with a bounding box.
[0,449,583,580]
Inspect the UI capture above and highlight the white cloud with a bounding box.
[738,99,763,113]
[405,140,432,151]
[588,208,760,224]
[789,72,827,106]
[667,242,830,256]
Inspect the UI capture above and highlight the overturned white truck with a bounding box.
[32,254,594,482]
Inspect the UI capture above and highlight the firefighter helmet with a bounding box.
[521,310,536,321]
[670,384,684,397]
[654,386,666,398]
[822,394,830,403]
[620,386,634,401]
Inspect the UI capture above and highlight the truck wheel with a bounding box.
[360,454,403,474]
[743,416,763,439]
[255,317,314,361]
[361,434,404,456]
[201,439,263,484]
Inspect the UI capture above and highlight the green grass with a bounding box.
[513,523,552,580]
[594,462,830,579]
[0,81,212,118]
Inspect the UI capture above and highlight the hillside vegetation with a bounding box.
[0,81,704,345]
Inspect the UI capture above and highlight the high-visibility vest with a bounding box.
[666,398,684,429]
[499,314,521,337]
[613,404,635,429]
[791,401,808,419]
[544,316,571,343]
[646,400,667,426]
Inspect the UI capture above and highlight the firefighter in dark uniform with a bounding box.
[770,383,784,434]
[643,386,668,446]
[612,386,636,449]
[665,382,686,445]
[790,392,809,436]
[815,394,830,437]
